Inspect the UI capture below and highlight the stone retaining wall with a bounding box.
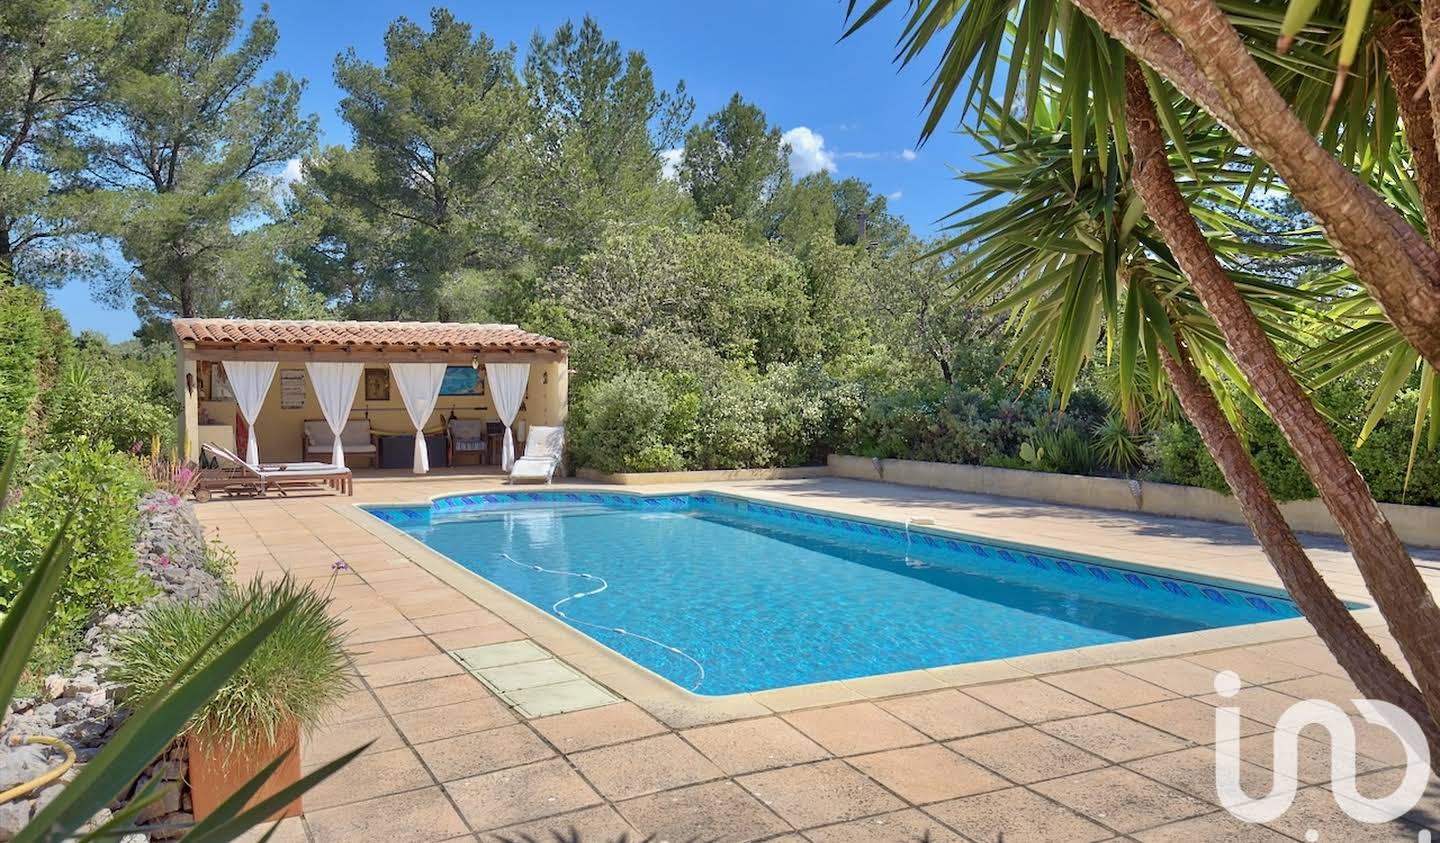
[828,454,1440,548]
[575,465,831,485]
[0,491,223,841]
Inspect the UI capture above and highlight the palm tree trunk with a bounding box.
[1377,10,1440,238]
[1154,338,1440,760]
[1069,0,1440,371]
[1124,59,1440,743]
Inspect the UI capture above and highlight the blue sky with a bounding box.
[53,0,985,339]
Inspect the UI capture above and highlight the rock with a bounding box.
[0,800,30,841]
[0,743,52,791]
[148,811,192,840]
[42,676,64,700]
[119,835,148,843]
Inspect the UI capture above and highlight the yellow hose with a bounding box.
[0,736,77,804]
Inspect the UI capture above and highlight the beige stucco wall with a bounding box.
[828,454,1440,548]
[182,357,568,465]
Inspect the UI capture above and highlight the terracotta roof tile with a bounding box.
[171,318,566,353]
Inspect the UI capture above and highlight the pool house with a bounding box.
[172,317,569,474]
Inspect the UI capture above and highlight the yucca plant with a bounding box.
[1092,415,1147,475]
[0,437,366,842]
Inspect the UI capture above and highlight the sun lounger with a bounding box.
[508,425,564,484]
[195,443,353,501]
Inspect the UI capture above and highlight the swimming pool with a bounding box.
[364,491,1306,696]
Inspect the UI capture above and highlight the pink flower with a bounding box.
[332,559,350,572]
[157,554,171,569]
[166,495,180,507]
[130,441,144,454]
[176,467,194,484]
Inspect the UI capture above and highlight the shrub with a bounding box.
[42,360,175,455]
[0,287,71,452]
[113,575,352,751]
[569,371,699,473]
[0,440,153,634]
[1093,416,1146,475]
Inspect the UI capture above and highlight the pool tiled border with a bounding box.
[364,490,1329,621]
[341,486,1382,728]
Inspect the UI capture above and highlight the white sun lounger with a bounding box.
[508,425,564,484]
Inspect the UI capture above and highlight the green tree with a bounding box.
[293,8,528,320]
[0,0,117,286]
[521,17,693,267]
[678,94,788,228]
[85,0,315,320]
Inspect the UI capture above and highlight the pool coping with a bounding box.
[335,484,1384,728]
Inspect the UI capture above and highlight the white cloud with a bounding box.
[782,127,837,177]
[280,158,304,185]
[839,151,881,160]
[888,190,903,201]
[900,148,917,161]
[659,148,683,181]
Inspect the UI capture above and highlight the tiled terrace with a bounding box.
[203,476,1440,842]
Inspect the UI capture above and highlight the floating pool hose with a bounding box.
[0,735,76,804]
[499,552,706,691]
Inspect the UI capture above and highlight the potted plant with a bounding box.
[113,575,351,821]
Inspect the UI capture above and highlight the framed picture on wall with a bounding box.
[439,365,485,396]
[364,368,390,401]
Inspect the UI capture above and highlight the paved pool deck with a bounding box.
[204,475,1440,843]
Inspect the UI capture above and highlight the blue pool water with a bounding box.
[365,492,1305,695]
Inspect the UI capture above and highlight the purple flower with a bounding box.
[166,494,180,507]
[176,467,194,484]
[332,559,350,572]
[157,554,171,569]
[130,441,144,455]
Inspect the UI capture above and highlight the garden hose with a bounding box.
[0,735,77,804]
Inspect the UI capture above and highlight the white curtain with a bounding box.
[390,363,447,474]
[222,361,278,466]
[305,362,364,468]
[485,362,531,471]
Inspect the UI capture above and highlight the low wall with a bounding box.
[574,466,831,486]
[828,454,1440,548]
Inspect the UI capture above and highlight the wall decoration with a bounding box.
[205,362,235,401]
[440,365,485,396]
[280,369,306,409]
[364,367,390,401]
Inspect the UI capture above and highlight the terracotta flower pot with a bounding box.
[187,719,303,821]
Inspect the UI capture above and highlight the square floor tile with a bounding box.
[452,640,550,670]
[737,759,904,827]
[682,716,829,775]
[1119,697,1269,745]
[963,679,1103,723]
[347,636,441,666]
[924,786,1112,843]
[1186,648,1315,685]
[479,805,639,843]
[948,726,1107,785]
[303,747,432,810]
[1117,658,1231,696]
[374,674,493,714]
[1125,746,1294,807]
[359,653,465,687]
[1038,712,1191,762]
[804,809,967,843]
[531,702,667,753]
[616,780,791,841]
[446,758,603,831]
[416,723,555,781]
[306,785,468,843]
[302,715,404,769]
[782,702,927,756]
[849,743,1007,804]
[877,689,1020,741]
[508,679,618,718]
[1042,666,1179,709]
[569,733,724,800]
[391,696,517,744]
[475,658,581,692]
[1133,810,1294,842]
[1031,766,1212,834]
